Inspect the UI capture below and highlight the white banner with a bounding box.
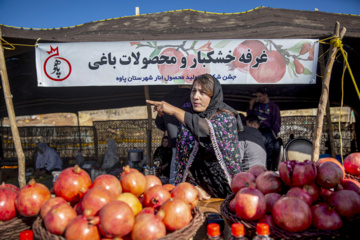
[35,39,319,87]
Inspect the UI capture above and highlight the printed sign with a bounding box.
[35,39,319,86]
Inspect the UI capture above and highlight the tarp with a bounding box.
[35,39,319,86]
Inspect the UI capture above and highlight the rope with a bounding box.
[1,37,41,50]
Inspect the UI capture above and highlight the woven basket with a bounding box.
[220,193,359,240]
[0,216,36,240]
[33,206,204,240]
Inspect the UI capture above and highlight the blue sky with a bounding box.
[0,0,359,29]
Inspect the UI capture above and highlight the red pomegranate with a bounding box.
[234,187,266,221]
[328,189,360,218]
[311,202,342,230]
[81,186,115,216]
[98,200,135,238]
[131,210,167,240]
[163,184,176,193]
[1,182,20,194]
[91,174,122,198]
[137,207,155,217]
[316,161,344,189]
[258,215,276,228]
[145,175,162,191]
[230,40,267,73]
[308,44,315,60]
[340,178,360,195]
[229,198,236,212]
[294,59,304,74]
[319,187,334,202]
[143,185,171,209]
[279,160,317,187]
[40,196,67,218]
[255,171,282,194]
[171,182,199,209]
[160,198,193,231]
[44,202,77,235]
[250,50,286,83]
[0,186,18,221]
[302,183,320,204]
[286,187,312,206]
[247,164,267,178]
[264,192,282,214]
[230,172,256,194]
[15,179,51,217]
[64,209,101,240]
[343,152,360,176]
[120,165,146,197]
[272,196,312,232]
[53,165,92,203]
[316,157,345,177]
[157,48,185,77]
[300,43,311,55]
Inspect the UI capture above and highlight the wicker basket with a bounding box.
[0,216,36,240]
[33,206,204,240]
[220,193,359,240]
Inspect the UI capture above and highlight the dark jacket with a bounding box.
[258,125,276,170]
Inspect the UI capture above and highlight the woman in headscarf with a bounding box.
[102,138,120,169]
[153,136,173,178]
[147,74,243,199]
[35,142,63,177]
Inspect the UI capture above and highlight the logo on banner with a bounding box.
[43,46,72,81]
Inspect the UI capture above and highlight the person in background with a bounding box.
[35,142,62,177]
[155,85,193,184]
[147,74,243,199]
[102,138,119,170]
[247,87,281,136]
[75,150,85,166]
[238,114,266,171]
[153,136,172,178]
[258,122,277,170]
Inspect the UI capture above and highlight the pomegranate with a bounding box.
[81,186,115,216]
[230,172,256,194]
[308,44,315,60]
[316,157,345,177]
[131,210,167,240]
[300,43,311,55]
[157,48,185,77]
[316,161,344,189]
[258,215,276,228]
[255,171,282,194]
[160,198,193,231]
[74,199,83,215]
[234,187,266,221]
[0,186,17,221]
[143,185,171,208]
[319,187,334,202]
[343,152,360,176]
[328,189,360,218]
[15,179,51,217]
[230,40,267,73]
[1,182,20,194]
[264,192,282,214]
[311,202,342,230]
[272,197,312,232]
[120,165,146,197]
[116,192,143,216]
[286,187,312,206]
[91,174,122,198]
[229,198,236,212]
[302,183,319,204]
[250,50,286,83]
[171,182,199,209]
[279,160,317,187]
[53,165,92,203]
[98,200,135,238]
[247,164,267,178]
[44,202,77,235]
[163,183,176,193]
[137,207,155,217]
[294,59,304,74]
[64,209,101,240]
[145,175,162,191]
[40,196,67,218]
[340,178,360,195]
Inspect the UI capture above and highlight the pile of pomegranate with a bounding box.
[229,153,360,233]
[0,165,199,240]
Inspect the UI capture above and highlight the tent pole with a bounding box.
[311,22,346,162]
[77,112,82,152]
[0,29,26,188]
[144,86,153,168]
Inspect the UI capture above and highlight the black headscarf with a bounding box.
[184,74,244,146]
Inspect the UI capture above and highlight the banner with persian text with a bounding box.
[35,39,319,87]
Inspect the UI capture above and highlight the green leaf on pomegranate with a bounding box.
[213,40,232,48]
[150,49,161,59]
[173,79,185,84]
[303,67,312,75]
